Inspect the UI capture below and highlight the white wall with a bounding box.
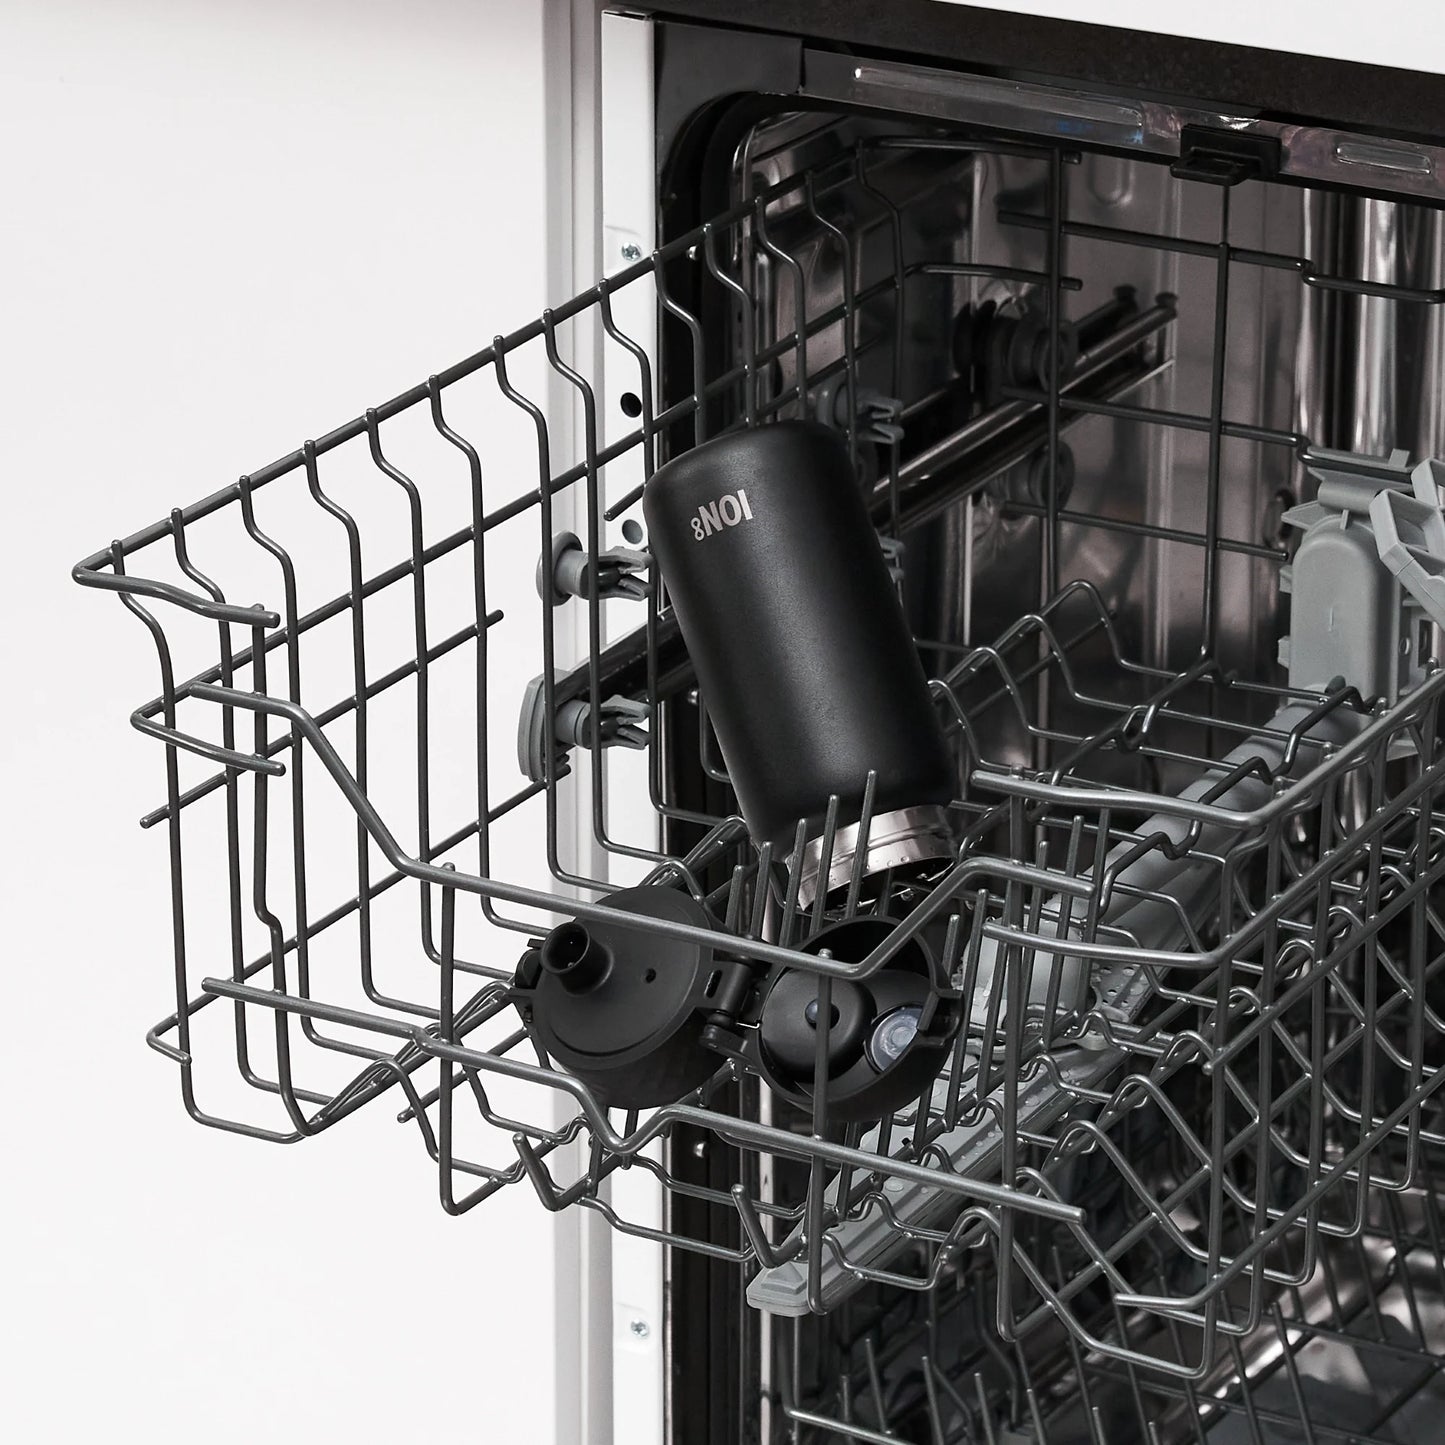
[0,3,582,1441]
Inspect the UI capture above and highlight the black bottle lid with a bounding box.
[514,884,724,1110]
[753,916,960,1125]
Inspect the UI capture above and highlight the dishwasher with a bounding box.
[73,5,1445,1443]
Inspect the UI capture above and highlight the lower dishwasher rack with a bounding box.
[780,1153,1445,1445]
[73,123,1445,1421]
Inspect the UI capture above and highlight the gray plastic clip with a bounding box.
[536,531,650,606]
[518,674,650,784]
[1370,458,1445,628]
[812,375,905,448]
[1278,449,1443,703]
[876,532,906,586]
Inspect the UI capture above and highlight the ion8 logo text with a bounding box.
[690,488,754,541]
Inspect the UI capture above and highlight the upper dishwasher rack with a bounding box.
[74,126,1445,1380]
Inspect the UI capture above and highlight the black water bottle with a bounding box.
[643,422,956,901]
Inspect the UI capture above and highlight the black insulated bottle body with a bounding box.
[642,422,955,896]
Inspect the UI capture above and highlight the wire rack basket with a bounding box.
[778,1146,1445,1444]
[74,123,1445,1386]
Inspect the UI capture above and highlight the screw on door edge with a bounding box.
[629,1318,650,1339]
[620,243,643,262]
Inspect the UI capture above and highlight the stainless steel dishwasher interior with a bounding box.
[735,109,1445,699]
[711,108,1445,1444]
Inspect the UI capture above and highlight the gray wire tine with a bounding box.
[166,511,259,1094]
[779,816,809,950]
[844,771,881,920]
[971,1370,998,1445]
[805,959,837,1316]
[366,407,455,971]
[696,692,730,784]
[801,170,859,468]
[918,1353,947,1445]
[812,793,843,934]
[702,222,757,427]
[596,275,657,480]
[542,311,664,873]
[233,479,320,1129]
[654,242,708,450]
[751,194,810,422]
[862,1333,889,1433]
[491,334,581,897]
[749,841,773,940]
[1270,1304,1320,1445]
[301,437,435,1010]
[426,375,502,936]
[850,141,904,536]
